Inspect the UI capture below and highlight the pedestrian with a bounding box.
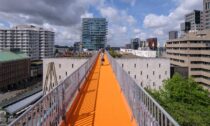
[100,49,105,65]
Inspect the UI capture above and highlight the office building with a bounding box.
[146,38,157,50]
[181,22,191,32]
[82,18,107,50]
[131,38,140,50]
[166,30,210,90]
[169,31,178,40]
[117,58,170,89]
[0,51,30,90]
[125,44,131,49]
[139,40,147,48]
[203,0,210,29]
[185,10,203,31]
[0,25,54,60]
[73,42,82,52]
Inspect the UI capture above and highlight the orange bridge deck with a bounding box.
[61,54,137,126]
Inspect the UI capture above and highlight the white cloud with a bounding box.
[99,5,138,46]
[100,7,118,19]
[144,14,169,29]
[81,12,94,18]
[143,0,202,45]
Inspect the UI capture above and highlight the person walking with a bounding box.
[100,49,105,65]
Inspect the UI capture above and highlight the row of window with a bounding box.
[191,68,210,72]
[167,47,210,50]
[59,64,74,69]
[192,75,210,81]
[170,58,185,63]
[122,63,162,68]
[191,61,210,65]
[167,41,210,44]
[167,52,210,58]
[128,71,167,79]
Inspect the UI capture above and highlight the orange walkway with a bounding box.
[62,54,136,126]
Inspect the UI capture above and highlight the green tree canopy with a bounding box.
[148,73,210,126]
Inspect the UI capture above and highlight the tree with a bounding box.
[148,73,210,126]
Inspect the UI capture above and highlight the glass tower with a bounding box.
[82,18,107,50]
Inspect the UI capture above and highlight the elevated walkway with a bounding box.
[61,54,136,126]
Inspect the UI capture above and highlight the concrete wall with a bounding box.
[43,58,88,91]
[116,58,170,89]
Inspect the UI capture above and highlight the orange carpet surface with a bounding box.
[61,54,137,126]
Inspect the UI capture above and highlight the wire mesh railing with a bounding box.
[106,51,179,126]
[9,52,99,126]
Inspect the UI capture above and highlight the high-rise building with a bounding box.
[203,0,210,29]
[139,40,147,48]
[185,10,203,31]
[0,25,54,60]
[169,31,178,40]
[166,30,210,90]
[146,38,157,50]
[82,18,107,50]
[131,38,140,50]
[181,22,191,32]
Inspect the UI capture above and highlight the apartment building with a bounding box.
[0,25,54,60]
[185,10,204,31]
[166,30,210,90]
[116,58,170,89]
[203,0,210,29]
[0,51,30,90]
[82,18,107,50]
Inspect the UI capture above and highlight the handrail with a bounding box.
[106,51,179,126]
[9,52,99,126]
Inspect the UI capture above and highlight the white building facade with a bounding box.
[0,25,54,60]
[120,48,157,58]
[116,58,170,89]
[43,58,88,92]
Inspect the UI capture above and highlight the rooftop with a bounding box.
[0,51,29,62]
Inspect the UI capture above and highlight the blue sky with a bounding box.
[0,0,203,46]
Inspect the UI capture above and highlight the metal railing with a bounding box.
[9,52,99,126]
[107,51,179,126]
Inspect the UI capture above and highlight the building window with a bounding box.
[66,72,68,76]
[165,71,167,75]
[159,75,161,79]
[153,71,155,75]
[147,64,148,68]
[147,75,149,79]
[59,75,61,79]
[153,82,155,86]
[159,64,161,68]
[122,64,124,68]
[128,71,130,74]
[134,75,136,79]
[141,82,143,86]
[140,71,142,75]
[134,64,136,68]
[59,64,61,68]
[72,64,74,68]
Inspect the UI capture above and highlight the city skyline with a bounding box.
[0,0,203,46]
